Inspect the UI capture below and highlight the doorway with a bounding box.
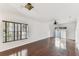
[54,27,67,49]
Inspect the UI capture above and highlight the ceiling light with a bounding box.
[25,3,34,10]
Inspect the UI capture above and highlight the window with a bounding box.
[3,21,28,43]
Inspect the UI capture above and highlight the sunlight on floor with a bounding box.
[9,49,28,56]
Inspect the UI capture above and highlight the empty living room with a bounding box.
[0,0,79,58]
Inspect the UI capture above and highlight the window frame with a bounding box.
[3,20,28,43]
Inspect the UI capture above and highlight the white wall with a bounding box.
[59,21,76,40]
[0,4,50,52]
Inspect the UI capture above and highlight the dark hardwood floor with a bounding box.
[27,37,76,56]
[0,37,78,56]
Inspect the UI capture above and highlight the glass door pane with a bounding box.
[25,24,27,39]
[15,24,18,40]
[22,24,27,39]
[7,23,14,41]
[18,24,21,40]
[60,29,66,49]
[3,22,5,42]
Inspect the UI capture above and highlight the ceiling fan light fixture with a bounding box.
[25,3,34,10]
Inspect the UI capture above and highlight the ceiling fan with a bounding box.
[25,3,34,10]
